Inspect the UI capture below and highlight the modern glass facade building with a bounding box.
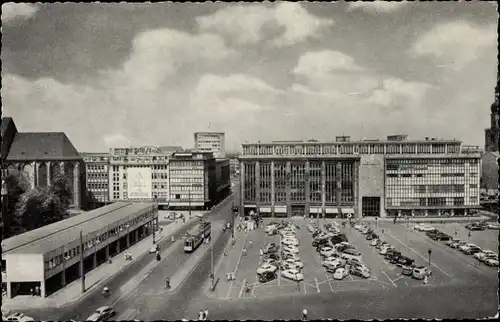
[240,136,481,218]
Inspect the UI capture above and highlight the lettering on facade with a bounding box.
[127,167,152,199]
[362,159,381,166]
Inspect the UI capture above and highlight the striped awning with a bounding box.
[309,207,321,214]
[244,205,256,208]
[342,208,355,214]
[275,206,287,213]
[325,208,339,214]
[259,207,272,213]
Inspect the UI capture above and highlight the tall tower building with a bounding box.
[485,92,499,152]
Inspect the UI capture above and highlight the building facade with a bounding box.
[168,151,217,209]
[108,147,171,206]
[194,132,226,158]
[1,117,85,210]
[240,136,481,218]
[81,152,110,208]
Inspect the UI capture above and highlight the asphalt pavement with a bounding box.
[24,194,236,321]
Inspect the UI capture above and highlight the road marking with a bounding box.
[303,281,307,294]
[328,280,334,292]
[386,231,452,278]
[315,277,320,292]
[238,278,247,298]
[404,281,409,286]
[381,270,397,288]
[226,233,249,298]
[392,275,404,283]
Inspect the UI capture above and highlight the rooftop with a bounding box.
[242,138,462,146]
[6,132,81,161]
[2,202,155,255]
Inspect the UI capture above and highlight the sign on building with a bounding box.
[127,167,152,199]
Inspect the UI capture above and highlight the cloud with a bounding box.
[196,3,333,46]
[366,78,432,110]
[348,1,408,14]
[293,50,379,96]
[409,21,497,71]
[103,134,131,148]
[104,29,236,92]
[195,74,282,97]
[2,3,39,22]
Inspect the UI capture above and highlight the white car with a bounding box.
[350,265,371,279]
[257,263,277,275]
[420,224,436,232]
[484,257,499,266]
[322,258,346,269]
[380,246,395,255]
[333,267,349,280]
[281,253,301,261]
[284,258,304,269]
[459,243,477,253]
[370,239,380,246]
[354,224,363,230]
[487,223,500,230]
[282,245,300,254]
[87,306,116,322]
[6,313,34,322]
[474,250,497,261]
[149,245,158,253]
[265,224,277,232]
[340,249,363,261]
[282,238,299,246]
[281,268,304,281]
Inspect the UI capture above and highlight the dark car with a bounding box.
[259,271,277,283]
[312,238,329,247]
[312,230,324,238]
[433,233,452,241]
[264,245,279,254]
[426,230,441,237]
[384,249,400,258]
[396,256,415,267]
[401,265,414,276]
[366,233,378,241]
[331,235,348,244]
[264,253,280,261]
[468,224,486,231]
[387,252,402,263]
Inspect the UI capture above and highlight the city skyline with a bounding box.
[2,2,498,153]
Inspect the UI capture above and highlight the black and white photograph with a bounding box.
[1,1,498,321]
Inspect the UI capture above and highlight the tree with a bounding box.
[3,170,31,231]
[51,173,73,209]
[15,187,67,231]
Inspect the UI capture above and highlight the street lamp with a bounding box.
[427,249,432,268]
[375,217,378,229]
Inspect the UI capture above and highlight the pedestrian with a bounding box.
[259,248,263,256]
[204,309,209,320]
[243,248,247,256]
[393,216,397,225]
[249,240,253,248]
[198,310,204,320]
[296,281,300,291]
[30,288,34,296]
[35,286,40,296]
[302,308,308,321]
[423,275,428,285]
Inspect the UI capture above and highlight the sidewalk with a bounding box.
[206,227,248,299]
[1,215,201,312]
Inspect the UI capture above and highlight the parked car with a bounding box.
[6,313,35,322]
[401,265,414,276]
[345,258,364,268]
[256,263,278,275]
[264,253,280,261]
[376,242,389,250]
[259,271,277,283]
[432,233,452,241]
[458,243,477,253]
[397,256,415,267]
[282,238,299,246]
[464,246,483,255]
[322,258,346,269]
[484,257,499,266]
[473,250,497,261]
[453,241,468,249]
[385,250,401,261]
[380,246,396,255]
[444,239,460,247]
[282,245,300,254]
[481,253,499,263]
[350,265,370,278]
[487,223,500,230]
[281,269,304,281]
[320,247,337,258]
[283,258,304,269]
[86,306,116,322]
[366,233,378,240]
[281,253,301,261]
[340,249,362,261]
[412,266,432,280]
[333,267,350,280]
[370,238,380,246]
[466,223,486,231]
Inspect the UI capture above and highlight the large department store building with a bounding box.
[239,135,481,218]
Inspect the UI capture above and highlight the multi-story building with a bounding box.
[108,146,171,206]
[81,152,110,208]
[240,135,481,218]
[229,157,240,176]
[168,151,216,209]
[194,132,226,158]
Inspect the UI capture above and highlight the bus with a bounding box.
[184,221,211,253]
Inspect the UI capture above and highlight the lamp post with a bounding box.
[375,217,378,229]
[80,230,86,293]
[427,249,432,268]
[152,198,158,245]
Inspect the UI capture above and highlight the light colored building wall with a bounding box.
[481,152,499,191]
[5,254,44,282]
[358,155,386,217]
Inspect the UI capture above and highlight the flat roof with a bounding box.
[242,140,462,146]
[3,202,155,255]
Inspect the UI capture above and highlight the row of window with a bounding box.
[86,164,107,171]
[88,183,108,190]
[170,186,204,191]
[386,197,476,207]
[170,178,204,183]
[244,143,464,156]
[387,173,466,178]
[170,169,204,175]
[386,159,478,165]
[172,193,204,200]
[45,211,154,270]
[88,173,108,179]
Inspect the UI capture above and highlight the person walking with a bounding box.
[302,308,308,321]
[423,275,428,285]
[243,248,247,256]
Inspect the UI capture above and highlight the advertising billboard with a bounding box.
[127,167,152,199]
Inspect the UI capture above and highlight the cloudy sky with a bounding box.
[2,2,498,153]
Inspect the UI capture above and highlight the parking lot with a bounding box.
[211,217,498,300]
